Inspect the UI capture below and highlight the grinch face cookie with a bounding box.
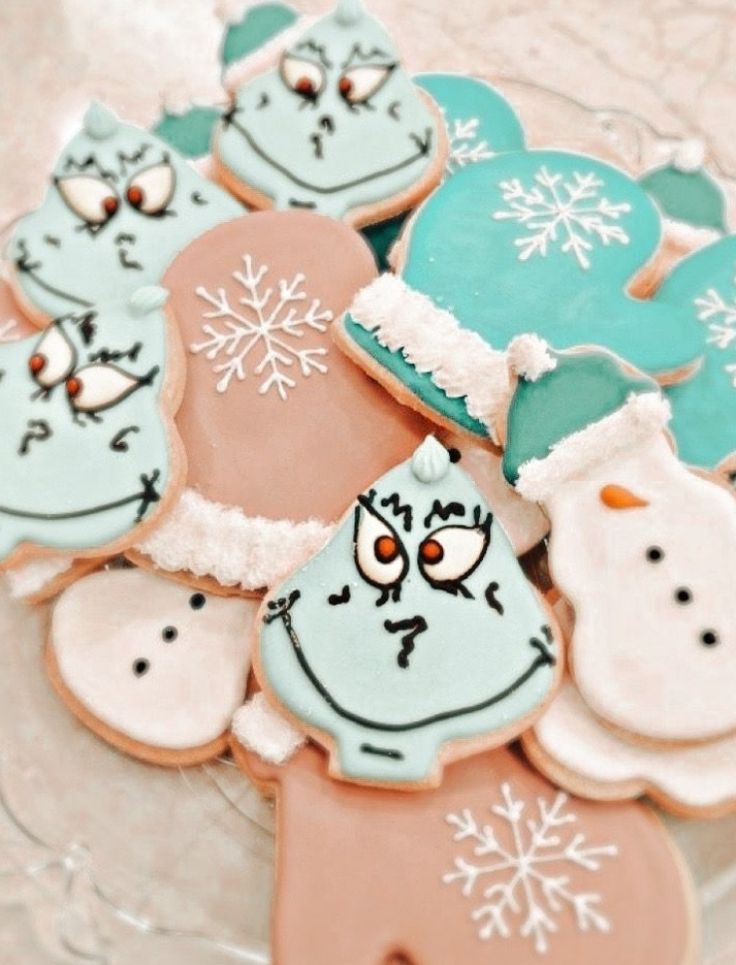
[47,567,254,765]
[0,286,184,567]
[132,211,429,593]
[6,102,241,323]
[503,339,736,744]
[255,437,560,787]
[213,0,446,224]
[232,734,697,964]
[339,149,704,440]
[527,678,736,819]
[652,235,736,469]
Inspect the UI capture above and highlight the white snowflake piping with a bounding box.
[231,693,306,765]
[515,392,671,503]
[4,556,74,600]
[695,269,736,388]
[348,274,508,442]
[443,782,617,954]
[507,334,557,382]
[446,114,493,174]
[492,166,632,270]
[134,488,333,591]
[191,254,332,400]
[0,319,19,342]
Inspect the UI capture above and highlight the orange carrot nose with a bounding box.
[599,484,649,510]
[28,354,45,375]
[65,376,82,398]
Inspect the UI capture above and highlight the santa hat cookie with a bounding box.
[502,339,736,747]
[46,566,255,766]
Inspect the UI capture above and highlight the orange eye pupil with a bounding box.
[296,77,315,95]
[66,376,82,398]
[103,196,118,216]
[339,76,353,97]
[29,354,45,375]
[374,535,398,564]
[420,539,444,564]
[127,185,144,207]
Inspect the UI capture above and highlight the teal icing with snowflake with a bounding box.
[257,436,557,785]
[214,0,440,221]
[0,287,177,563]
[343,149,705,437]
[653,235,736,468]
[7,102,242,320]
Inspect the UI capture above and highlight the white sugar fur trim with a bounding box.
[672,138,706,173]
[231,693,306,764]
[508,334,557,382]
[516,393,671,502]
[663,217,721,253]
[135,488,333,591]
[5,556,74,599]
[222,16,313,93]
[349,274,508,441]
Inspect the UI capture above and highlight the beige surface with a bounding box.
[1,0,736,961]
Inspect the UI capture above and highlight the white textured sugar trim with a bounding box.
[508,334,557,382]
[5,556,74,600]
[515,392,671,503]
[231,693,306,765]
[348,274,508,441]
[671,138,706,174]
[663,217,722,253]
[135,488,333,592]
[222,16,314,93]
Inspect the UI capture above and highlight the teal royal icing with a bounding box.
[640,164,727,233]
[7,102,241,319]
[215,0,440,220]
[153,106,223,160]
[653,235,736,468]
[343,149,705,438]
[0,287,175,560]
[220,1,298,69]
[258,437,557,784]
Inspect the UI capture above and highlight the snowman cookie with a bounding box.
[337,149,704,442]
[128,210,430,594]
[254,436,561,788]
[231,722,698,964]
[0,286,185,569]
[501,338,736,745]
[213,0,447,225]
[46,567,255,766]
[6,101,241,325]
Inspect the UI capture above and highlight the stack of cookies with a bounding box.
[4,1,734,961]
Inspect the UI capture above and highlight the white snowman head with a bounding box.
[504,338,736,743]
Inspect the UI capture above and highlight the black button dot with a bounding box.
[646,546,664,562]
[701,630,719,647]
[162,625,178,642]
[133,658,150,677]
[448,447,461,464]
[674,587,692,605]
[189,592,206,610]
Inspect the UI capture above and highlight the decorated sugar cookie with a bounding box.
[255,436,560,787]
[338,149,704,440]
[131,210,429,593]
[652,235,736,469]
[0,286,185,568]
[502,338,736,745]
[526,677,736,820]
[231,727,697,964]
[6,101,241,324]
[213,0,447,224]
[46,567,254,766]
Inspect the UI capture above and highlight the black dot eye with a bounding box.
[701,630,719,647]
[133,658,150,676]
[646,546,664,562]
[162,625,178,642]
[675,587,692,605]
[189,592,206,610]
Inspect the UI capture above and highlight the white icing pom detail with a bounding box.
[335,0,364,26]
[672,138,706,174]
[411,435,450,484]
[231,693,305,764]
[83,101,120,141]
[507,334,557,382]
[128,285,170,317]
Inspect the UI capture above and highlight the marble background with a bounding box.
[1,0,735,961]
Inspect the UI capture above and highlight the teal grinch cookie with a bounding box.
[653,235,736,469]
[256,437,560,787]
[7,102,241,321]
[340,149,704,439]
[213,0,446,224]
